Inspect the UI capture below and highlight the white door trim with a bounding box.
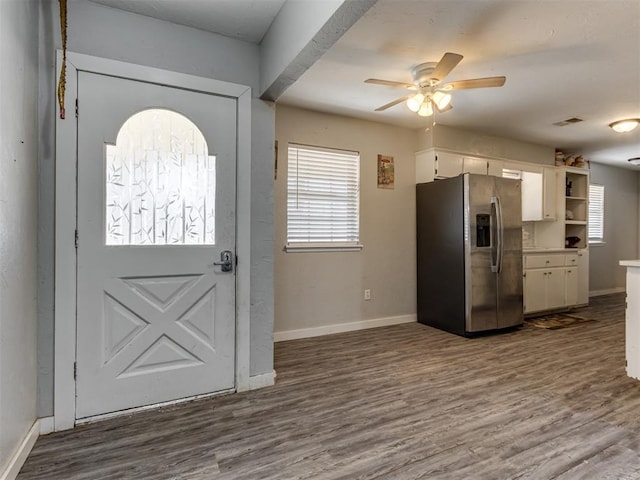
[54,51,252,431]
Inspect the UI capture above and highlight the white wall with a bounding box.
[418,124,555,165]
[37,0,274,416]
[275,105,417,336]
[589,163,639,293]
[0,0,39,473]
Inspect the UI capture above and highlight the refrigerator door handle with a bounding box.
[491,196,504,273]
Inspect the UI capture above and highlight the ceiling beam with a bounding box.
[259,0,377,101]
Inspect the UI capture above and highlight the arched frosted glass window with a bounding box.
[105,109,216,245]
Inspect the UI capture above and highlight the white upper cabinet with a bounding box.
[487,159,504,177]
[501,166,556,222]
[542,167,557,221]
[415,150,435,183]
[435,151,463,179]
[416,149,490,181]
[462,156,488,175]
[521,171,544,221]
[415,149,557,223]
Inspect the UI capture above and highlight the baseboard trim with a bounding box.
[38,417,55,435]
[274,314,417,342]
[248,370,276,389]
[590,287,626,297]
[0,420,40,480]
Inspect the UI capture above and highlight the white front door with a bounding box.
[75,72,237,419]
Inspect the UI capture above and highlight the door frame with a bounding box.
[54,51,253,431]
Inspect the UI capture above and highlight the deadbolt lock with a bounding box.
[213,250,233,273]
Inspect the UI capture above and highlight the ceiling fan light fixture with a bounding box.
[432,91,452,110]
[610,119,640,133]
[417,100,434,117]
[367,52,506,115]
[406,93,424,112]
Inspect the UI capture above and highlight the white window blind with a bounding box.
[588,184,604,242]
[287,144,360,249]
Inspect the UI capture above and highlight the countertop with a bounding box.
[523,248,584,254]
[620,260,640,267]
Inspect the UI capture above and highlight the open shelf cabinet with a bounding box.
[563,168,589,249]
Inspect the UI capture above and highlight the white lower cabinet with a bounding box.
[576,249,589,305]
[524,269,549,313]
[565,267,579,306]
[524,266,566,313]
[523,252,582,314]
[546,268,567,309]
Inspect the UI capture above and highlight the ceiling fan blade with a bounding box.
[375,95,412,111]
[430,52,463,81]
[365,78,417,90]
[442,76,506,90]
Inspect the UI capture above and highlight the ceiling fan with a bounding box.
[365,52,506,116]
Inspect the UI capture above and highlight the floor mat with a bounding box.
[525,313,595,329]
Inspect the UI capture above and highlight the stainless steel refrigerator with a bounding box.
[416,173,523,337]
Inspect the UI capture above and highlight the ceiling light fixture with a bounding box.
[609,119,640,133]
[405,91,451,117]
[628,157,640,166]
[417,100,434,117]
[432,91,452,110]
[406,93,425,113]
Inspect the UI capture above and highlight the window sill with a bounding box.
[588,241,606,247]
[284,243,364,253]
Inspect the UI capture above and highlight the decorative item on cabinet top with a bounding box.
[555,150,588,169]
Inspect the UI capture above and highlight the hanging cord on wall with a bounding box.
[57,0,68,119]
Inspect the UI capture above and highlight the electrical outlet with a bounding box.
[364,289,371,300]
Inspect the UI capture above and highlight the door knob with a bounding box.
[213,250,233,273]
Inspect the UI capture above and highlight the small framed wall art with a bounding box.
[377,154,394,189]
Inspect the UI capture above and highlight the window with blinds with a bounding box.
[588,184,604,243]
[286,144,361,251]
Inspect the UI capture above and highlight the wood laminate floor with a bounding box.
[19,294,640,479]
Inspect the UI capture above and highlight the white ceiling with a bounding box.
[88,0,640,168]
[89,0,286,44]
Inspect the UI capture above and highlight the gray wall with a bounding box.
[589,163,639,293]
[37,0,274,417]
[274,105,417,335]
[0,0,39,471]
